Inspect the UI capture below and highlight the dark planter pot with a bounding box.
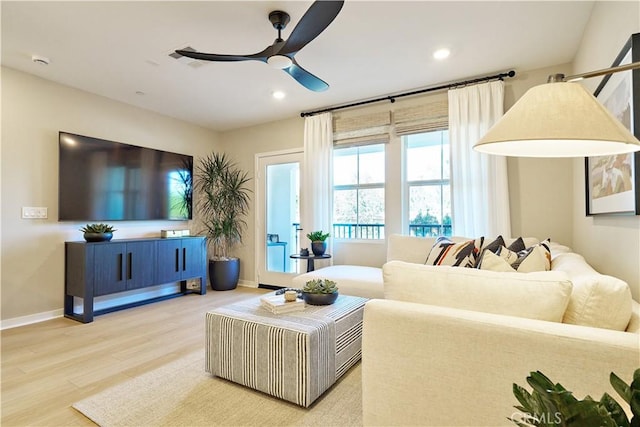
[84,232,113,242]
[302,291,338,305]
[209,259,240,291]
[311,241,327,256]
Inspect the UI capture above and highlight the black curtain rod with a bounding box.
[300,70,516,117]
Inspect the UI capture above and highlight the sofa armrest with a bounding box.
[362,299,639,426]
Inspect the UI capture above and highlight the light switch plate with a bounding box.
[22,207,48,219]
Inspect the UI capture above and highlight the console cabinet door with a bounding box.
[156,238,206,283]
[181,238,206,280]
[156,239,183,284]
[93,243,128,296]
[125,241,157,290]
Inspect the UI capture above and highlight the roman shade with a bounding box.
[333,111,391,147]
[394,100,448,135]
[332,96,449,147]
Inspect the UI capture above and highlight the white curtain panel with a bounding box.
[302,112,333,252]
[448,80,511,238]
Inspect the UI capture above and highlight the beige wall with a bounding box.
[505,64,575,245]
[1,67,219,322]
[571,1,640,300]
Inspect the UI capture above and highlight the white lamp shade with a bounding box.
[474,82,640,157]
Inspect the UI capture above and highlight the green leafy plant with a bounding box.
[303,278,338,294]
[195,152,251,260]
[80,223,116,233]
[306,231,330,242]
[510,369,640,427]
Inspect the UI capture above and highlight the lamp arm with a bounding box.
[563,61,640,82]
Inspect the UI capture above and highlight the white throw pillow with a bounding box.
[477,250,516,272]
[383,261,572,323]
[552,253,632,331]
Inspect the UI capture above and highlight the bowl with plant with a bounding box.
[80,223,117,242]
[306,230,330,256]
[302,278,339,305]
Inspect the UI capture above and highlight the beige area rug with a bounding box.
[73,351,362,426]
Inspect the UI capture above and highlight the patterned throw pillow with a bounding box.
[425,236,484,268]
[475,235,505,267]
[512,239,552,272]
[482,235,505,254]
[507,237,526,253]
[478,239,552,273]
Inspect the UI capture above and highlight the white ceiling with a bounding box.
[2,1,595,132]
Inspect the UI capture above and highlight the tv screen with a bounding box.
[58,131,193,221]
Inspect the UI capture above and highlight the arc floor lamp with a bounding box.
[475,57,640,158]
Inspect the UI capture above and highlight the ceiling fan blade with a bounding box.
[175,45,275,63]
[279,1,344,55]
[283,59,329,92]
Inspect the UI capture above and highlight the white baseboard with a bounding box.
[1,309,64,330]
[2,281,259,329]
[238,279,258,288]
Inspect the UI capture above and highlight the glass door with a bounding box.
[256,151,303,287]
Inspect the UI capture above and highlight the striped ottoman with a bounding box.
[205,294,367,407]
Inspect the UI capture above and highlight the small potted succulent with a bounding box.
[306,230,330,256]
[80,223,116,242]
[302,278,339,305]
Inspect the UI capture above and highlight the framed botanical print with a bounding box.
[585,32,640,215]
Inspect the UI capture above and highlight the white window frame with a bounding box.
[402,130,451,237]
[332,144,386,241]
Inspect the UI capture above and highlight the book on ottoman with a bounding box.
[260,294,305,314]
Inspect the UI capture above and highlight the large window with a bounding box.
[333,144,385,239]
[404,130,451,237]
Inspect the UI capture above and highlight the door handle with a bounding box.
[127,252,132,280]
[182,248,186,271]
[175,248,179,272]
[118,253,123,281]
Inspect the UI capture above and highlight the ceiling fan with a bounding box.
[175,1,344,92]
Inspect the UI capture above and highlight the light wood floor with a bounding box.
[1,286,268,426]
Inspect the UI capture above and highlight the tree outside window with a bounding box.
[333,144,385,239]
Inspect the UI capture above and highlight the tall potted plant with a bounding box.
[195,152,251,291]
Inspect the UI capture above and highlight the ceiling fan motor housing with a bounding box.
[269,10,290,31]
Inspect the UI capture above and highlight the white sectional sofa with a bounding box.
[292,234,640,426]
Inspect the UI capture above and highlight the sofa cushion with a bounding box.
[627,301,640,333]
[425,237,484,268]
[383,260,572,322]
[552,253,632,331]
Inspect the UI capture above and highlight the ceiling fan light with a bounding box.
[267,55,293,69]
[474,81,640,157]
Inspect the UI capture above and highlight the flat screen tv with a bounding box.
[58,131,193,221]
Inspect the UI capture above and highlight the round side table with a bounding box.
[289,254,332,272]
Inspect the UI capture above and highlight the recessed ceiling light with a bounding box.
[272,91,286,100]
[433,48,450,60]
[136,91,145,96]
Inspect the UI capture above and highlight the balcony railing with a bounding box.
[331,223,452,239]
[408,224,452,238]
[333,223,385,239]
